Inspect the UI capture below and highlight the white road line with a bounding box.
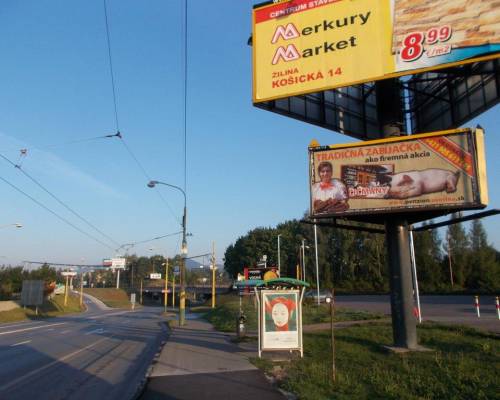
[89,310,131,320]
[0,335,114,392]
[60,330,72,334]
[10,340,32,347]
[85,328,105,335]
[0,322,67,336]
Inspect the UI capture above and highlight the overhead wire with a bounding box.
[0,151,121,248]
[103,0,120,133]
[183,0,188,195]
[102,0,181,226]
[0,174,115,251]
[116,230,183,252]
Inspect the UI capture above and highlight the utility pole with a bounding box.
[140,279,143,305]
[211,242,216,309]
[172,272,176,308]
[80,272,84,307]
[314,223,320,306]
[164,258,169,313]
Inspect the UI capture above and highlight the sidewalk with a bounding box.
[140,314,285,400]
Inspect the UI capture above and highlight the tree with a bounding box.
[466,219,500,291]
[445,215,469,288]
[413,223,443,291]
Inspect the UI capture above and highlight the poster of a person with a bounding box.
[261,291,301,350]
[312,161,349,214]
[264,294,297,332]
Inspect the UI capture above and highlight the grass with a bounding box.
[0,293,83,323]
[83,288,131,308]
[252,322,499,400]
[204,294,383,332]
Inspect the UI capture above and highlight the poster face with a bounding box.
[261,290,301,349]
[253,0,500,102]
[309,128,488,218]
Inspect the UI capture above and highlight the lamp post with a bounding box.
[147,180,188,326]
[277,234,282,277]
[0,223,22,229]
[301,240,310,282]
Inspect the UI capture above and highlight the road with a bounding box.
[0,295,166,400]
[336,295,499,333]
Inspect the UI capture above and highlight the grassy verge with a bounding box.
[83,288,131,308]
[252,322,499,400]
[204,294,383,332]
[0,294,83,323]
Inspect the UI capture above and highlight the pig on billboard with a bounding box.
[309,128,488,218]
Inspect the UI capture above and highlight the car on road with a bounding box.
[304,289,333,303]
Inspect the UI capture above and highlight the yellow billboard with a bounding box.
[253,0,500,102]
[308,128,488,218]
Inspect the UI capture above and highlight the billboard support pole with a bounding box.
[116,269,120,289]
[377,79,418,349]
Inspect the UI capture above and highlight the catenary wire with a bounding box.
[101,0,182,227]
[0,152,121,248]
[183,0,188,195]
[103,0,120,132]
[0,175,115,251]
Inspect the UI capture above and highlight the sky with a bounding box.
[0,0,499,269]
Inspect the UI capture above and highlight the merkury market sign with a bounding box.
[252,0,500,102]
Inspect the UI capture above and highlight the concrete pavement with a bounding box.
[140,314,285,400]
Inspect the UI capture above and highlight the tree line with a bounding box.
[224,215,499,293]
[0,264,59,300]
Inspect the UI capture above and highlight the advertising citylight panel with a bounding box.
[309,128,488,218]
[261,290,302,350]
[253,0,500,102]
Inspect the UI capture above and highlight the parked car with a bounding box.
[304,289,333,303]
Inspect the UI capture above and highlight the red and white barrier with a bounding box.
[474,295,480,318]
[496,296,500,320]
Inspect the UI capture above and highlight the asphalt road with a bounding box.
[0,296,166,400]
[335,295,499,333]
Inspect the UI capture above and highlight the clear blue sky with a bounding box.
[0,0,499,268]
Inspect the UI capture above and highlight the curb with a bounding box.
[132,320,171,400]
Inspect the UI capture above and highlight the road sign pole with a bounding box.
[377,79,417,349]
[116,269,120,289]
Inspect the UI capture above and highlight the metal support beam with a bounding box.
[377,79,418,349]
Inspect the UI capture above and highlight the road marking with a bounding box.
[85,328,106,335]
[60,330,72,334]
[89,310,131,319]
[0,335,114,392]
[10,340,32,347]
[0,322,66,336]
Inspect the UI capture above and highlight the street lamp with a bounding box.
[147,180,188,326]
[277,234,282,277]
[0,223,22,229]
[301,240,310,281]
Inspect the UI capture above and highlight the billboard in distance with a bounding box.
[309,128,488,219]
[253,0,500,102]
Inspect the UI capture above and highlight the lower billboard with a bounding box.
[309,128,488,219]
